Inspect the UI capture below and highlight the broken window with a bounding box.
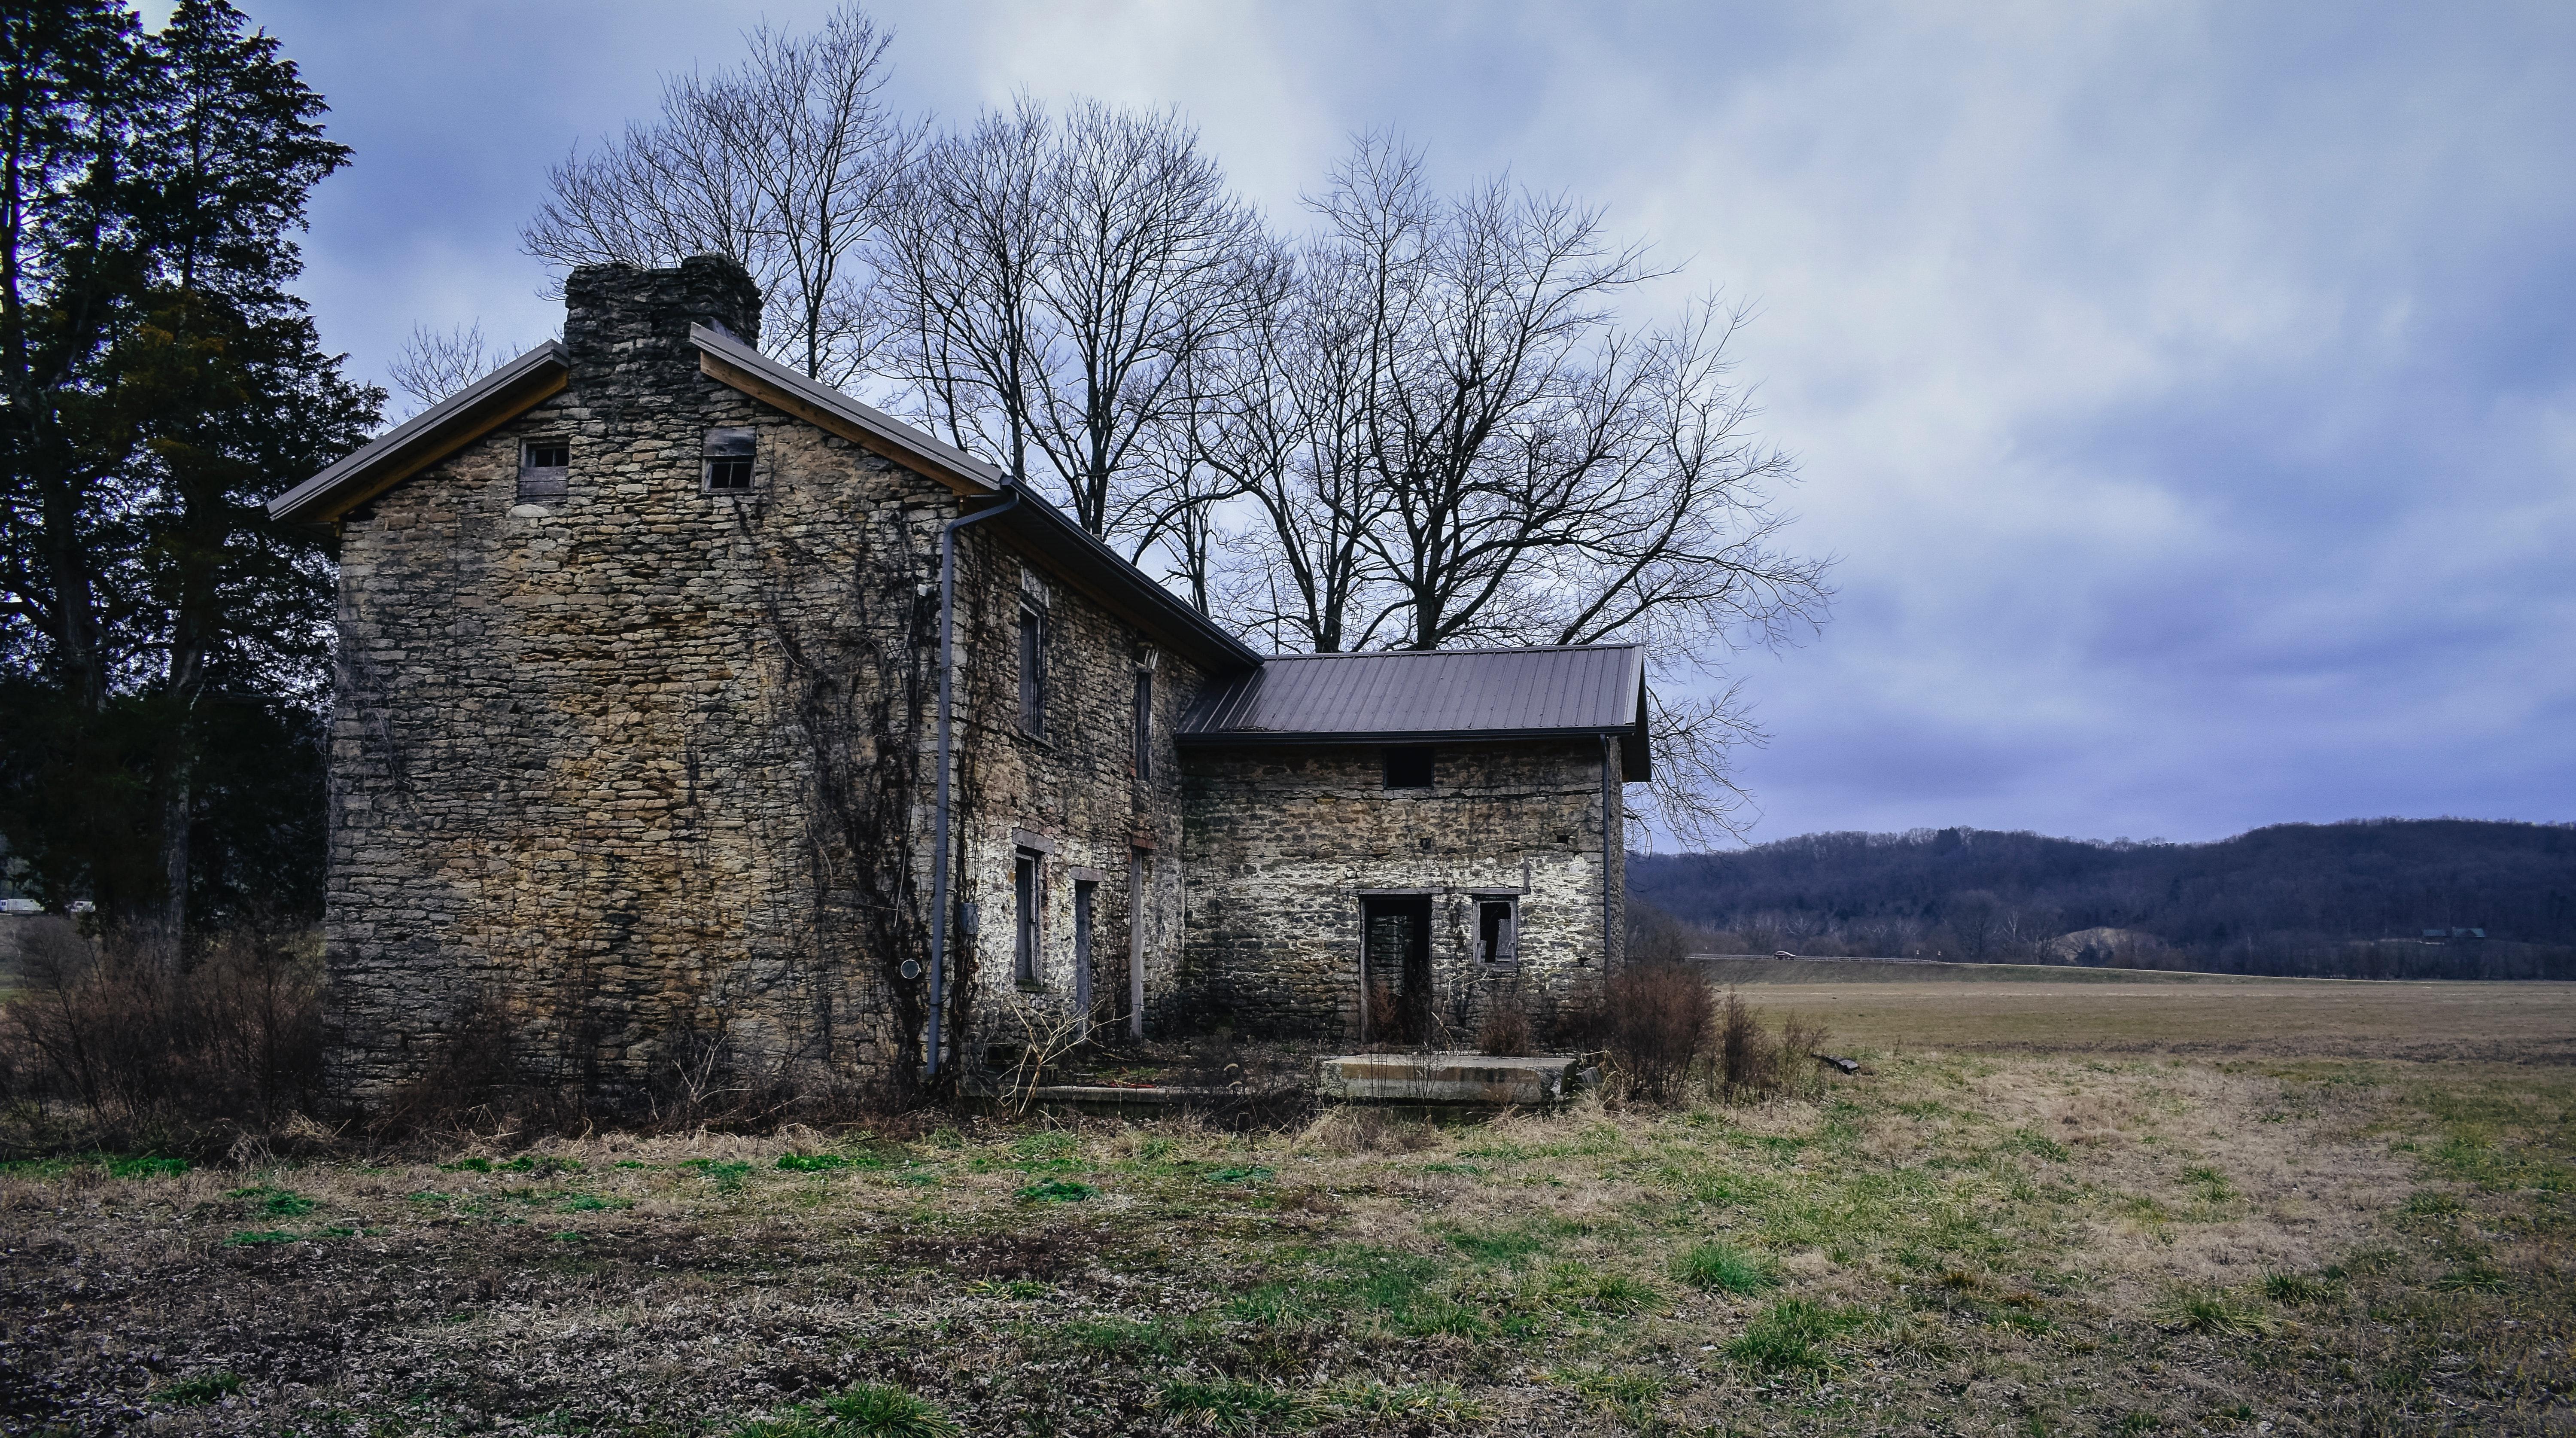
[703,427,756,491]
[1017,604,1047,736]
[1132,670,1152,780]
[1477,898,1518,967]
[1013,849,1041,986]
[1382,745,1434,790]
[518,439,568,502]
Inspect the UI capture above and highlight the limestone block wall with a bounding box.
[1178,739,1626,1042]
[322,256,1227,1100]
[939,545,1211,1051]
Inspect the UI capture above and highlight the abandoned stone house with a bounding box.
[268,255,1648,1102]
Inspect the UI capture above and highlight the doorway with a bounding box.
[1360,894,1434,1043]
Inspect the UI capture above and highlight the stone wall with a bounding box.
[322,256,1217,1101]
[939,537,1211,1054]
[1178,739,1626,1043]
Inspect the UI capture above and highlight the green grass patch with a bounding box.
[499,1155,583,1177]
[439,1157,494,1173]
[1726,1298,1864,1373]
[2156,1288,2281,1337]
[2003,1128,2071,1162]
[108,1154,189,1179]
[1157,1378,1325,1433]
[1548,1367,1667,1425]
[1205,1164,1273,1185]
[778,1152,852,1172]
[1015,1178,1095,1203]
[154,1370,243,1405]
[727,1382,961,1438]
[558,1194,630,1212]
[682,1159,755,1192]
[1675,1238,1776,1295]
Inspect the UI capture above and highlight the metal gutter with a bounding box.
[926,484,1024,1077]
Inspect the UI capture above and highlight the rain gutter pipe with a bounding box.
[926,483,1022,1076]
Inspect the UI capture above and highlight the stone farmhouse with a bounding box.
[268,256,1648,1102]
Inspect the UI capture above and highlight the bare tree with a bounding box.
[879,97,1259,541]
[1190,135,1831,844]
[520,6,910,386]
[388,321,499,413]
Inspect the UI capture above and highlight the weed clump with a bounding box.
[2156,1288,2281,1337]
[1158,1377,1326,1432]
[1727,1298,1862,1372]
[153,1370,244,1406]
[1676,1239,1777,1295]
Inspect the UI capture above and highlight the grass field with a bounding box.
[2,982,2570,1435]
[1703,960,2576,1063]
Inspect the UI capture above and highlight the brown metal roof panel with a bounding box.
[1177,644,1647,739]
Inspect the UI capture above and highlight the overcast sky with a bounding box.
[224,0,2576,848]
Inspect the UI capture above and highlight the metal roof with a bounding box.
[687,325,1007,493]
[1178,644,1650,778]
[268,340,570,523]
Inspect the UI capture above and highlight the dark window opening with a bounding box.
[1132,671,1153,780]
[703,427,756,491]
[1383,745,1435,790]
[518,440,568,502]
[1477,899,1518,966]
[1017,604,1046,735]
[1013,850,1040,986]
[1073,879,1096,1025]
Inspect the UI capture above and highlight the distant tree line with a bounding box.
[1627,819,2576,980]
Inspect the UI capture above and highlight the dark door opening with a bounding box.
[1361,894,1434,1043]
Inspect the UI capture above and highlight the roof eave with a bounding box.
[689,324,1007,495]
[1177,725,1639,748]
[984,491,1261,673]
[267,341,570,525]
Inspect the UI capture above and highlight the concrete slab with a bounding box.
[1319,1052,1586,1106]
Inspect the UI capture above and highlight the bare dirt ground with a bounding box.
[3,989,2571,1436]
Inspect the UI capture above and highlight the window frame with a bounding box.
[1382,745,1436,790]
[1132,670,1153,780]
[1016,602,1048,737]
[702,427,757,494]
[517,439,569,503]
[1475,896,1519,967]
[1013,848,1042,987]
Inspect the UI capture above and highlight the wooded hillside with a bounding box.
[1627,819,2576,979]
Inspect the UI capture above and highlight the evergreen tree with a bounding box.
[0,0,377,952]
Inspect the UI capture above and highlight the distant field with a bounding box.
[1694,955,2277,984]
[1706,959,2576,1062]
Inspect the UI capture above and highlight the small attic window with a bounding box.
[703,427,756,491]
[1383,746,1435,790]
[518,440,568,501]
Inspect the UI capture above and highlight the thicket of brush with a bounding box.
[0,921,917,1157]
[1587,963,1829,1106]
[0,920,325,1158]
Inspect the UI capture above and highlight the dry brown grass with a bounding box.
[1,988,2570,1435]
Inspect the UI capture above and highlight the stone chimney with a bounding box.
[563,253,763,397]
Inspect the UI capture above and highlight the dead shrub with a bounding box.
[1596,961,1716,1104]
[1299,1104,1434,1155]
[1476,991,1533,1057]
[0,923,322,1154]
[1718,987,1779,1096]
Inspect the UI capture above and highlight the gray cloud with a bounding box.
[241,0,2576,843]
